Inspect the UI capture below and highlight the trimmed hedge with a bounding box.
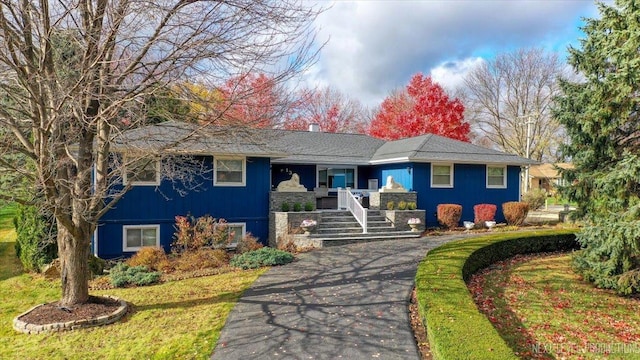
[473,203,497,225]
[415,229,578,360]
[436,204,462,228]
[502,201,529,226]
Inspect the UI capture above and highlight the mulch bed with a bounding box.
[18,295,122,325]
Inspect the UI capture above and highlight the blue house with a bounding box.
[95,121,532,259]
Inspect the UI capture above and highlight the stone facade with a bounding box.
[269,211,320,247]
[383,210,426,232]
[369,192,418,210]
[269,191,316,212]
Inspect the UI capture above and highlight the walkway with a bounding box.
[211,234,470,360]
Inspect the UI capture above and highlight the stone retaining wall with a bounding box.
[269,211,320,247]
[269,191,316,212]
[369,192,417,210]
[383,210,426,232]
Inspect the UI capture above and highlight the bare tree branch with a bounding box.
[462,48,571,162]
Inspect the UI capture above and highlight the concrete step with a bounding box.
[312,232,422,247]
[316,226,395,234]
[317,220,390,228]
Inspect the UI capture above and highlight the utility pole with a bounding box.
[520,113,537,194]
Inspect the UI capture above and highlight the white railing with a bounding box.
[337,188,367,233]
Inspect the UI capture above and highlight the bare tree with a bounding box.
[462,48,569,162]
[0,0,320,306]
[283,86,369,133]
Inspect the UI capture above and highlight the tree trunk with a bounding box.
[57,223,91,306]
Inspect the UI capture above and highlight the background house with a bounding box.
[94,122,533,259]
[529,163,573,194]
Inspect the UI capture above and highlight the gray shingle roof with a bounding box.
[117,121,533,165]
[268,130,385,165]
[371,134,536,165]
[114,121,286,157]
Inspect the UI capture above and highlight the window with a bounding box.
[318,166,356,189]
[222,223,245,246]
[431,164,453,188]
[124,158,160,186]
[123,225,160,251]
[214,157,246,186]
[487,165,507,188]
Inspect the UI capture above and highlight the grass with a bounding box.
[470,253,640,359]
[415,228,578,360]
[0,205,266,360]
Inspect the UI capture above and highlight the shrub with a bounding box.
[89,255,106,276]
[386,201,395,210]
[235,233,264,254]
[473,204,497,225]
[522,188,547,210]
[13,203,57,272]
[230,247,294,269]
[407,201,417,210]
[397,200,407,210]
[127,247,169,271]
[293,203,302,212]
[304,201,314,211]
[436,204,462,229]
[502,201,530,226]
[172,215,231,252]
[109,263,161,287]
[174,248,228,272]
[281,202,290,212]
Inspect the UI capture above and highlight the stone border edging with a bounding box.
[12,295,128,334]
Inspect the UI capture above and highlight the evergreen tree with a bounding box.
[555,0,640,294]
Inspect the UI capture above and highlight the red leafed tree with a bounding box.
[283,87,368,133]
[212,73,291,128]
[368,73,470,141]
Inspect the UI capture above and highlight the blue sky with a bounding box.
[302,0,602,107]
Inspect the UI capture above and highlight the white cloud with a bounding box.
[306,0,599,108]
[430,58,485,94]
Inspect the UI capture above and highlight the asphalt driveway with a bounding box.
[211,234,470,360]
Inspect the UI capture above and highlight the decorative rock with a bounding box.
[379,175,407,193]
[276,173,307,192]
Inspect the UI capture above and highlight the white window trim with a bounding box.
[214,156,246,187]
[316,165,358,191]
[431,163,454,188]
[122,225,160,252]
[123,158,161,186]
[486,165,507,189]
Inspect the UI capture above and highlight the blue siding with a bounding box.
[411,163,521,227]
[97,156,271,259]
[272,164,376,191]
[371,163,414,191]
[357,166,375,189]
[271,164,316,190]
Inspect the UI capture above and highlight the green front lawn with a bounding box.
[0,206,265,360]
[470,253,640,359]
